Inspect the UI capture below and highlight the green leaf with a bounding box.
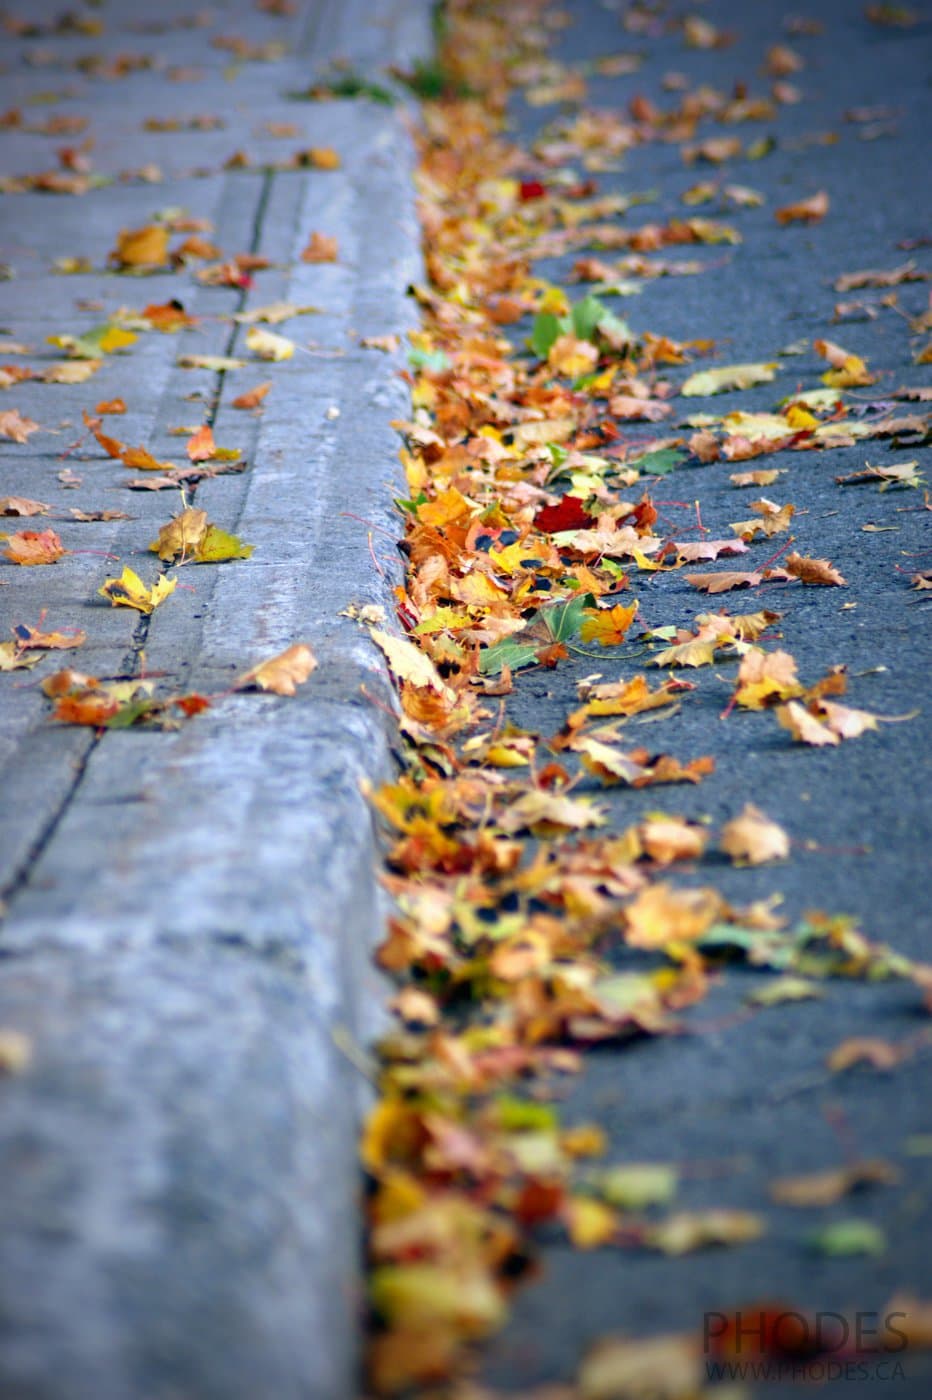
[478,638,540,676]
[597,1163,678,1210]
[529,311,569,359]
[571,293,610,342]
[407,347,450,372]
[542,592,596,643]
[630,447,687,476]
[807,1220,886,1257]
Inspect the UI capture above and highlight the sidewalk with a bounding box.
[0,3,430,1396]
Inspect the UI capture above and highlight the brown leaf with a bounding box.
[0,409,40,443]
[1,496,49,517]
[721,803,790,865]
[687,570,763,593]
[301,231,339,262]
[235,643,318,695]
[775,189,829,224]
[784,551,847,586]
[827,1037,908,1073]
[231,381,272,409]
[770,1159,898,1207]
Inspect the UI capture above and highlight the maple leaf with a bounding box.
[98,566,176,614]
[721,804,790,865]
[729,468,782,487]
[653,636,718,668]
[232,381,272,410]
[687,570,763,593]
[774,190,829,224]
[534,495,595,533]
[0,643,42,672]
[95,398,126,415]
[496,790,607,834]
[670,538,748,562]
[0,409,40,443]
[784,551,847,586]
[639,816,708,864]
[369,628,455,699]
[548,333,599,377]
[733,648,801,708]
[814,337,876,387]
[245,326,295,361]
[235,643,318,695]
[186,425,216,461]
[680,362,776,396]
[2,529,67,565]
[301,232,339,262]
[770,1159,898,1208]
[11,621,86,651]
[109,224,170,268]
[1,496,49,517]
[579,601,638,646]
[646,1209,765,1254]
[625,884,725,949]
[579,1334,701,1400]
[150,509,253,564]
[730,498,795,540]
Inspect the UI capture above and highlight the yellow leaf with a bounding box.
[681,362,777,396]
[721,803,790,864]
[580,602,638,646]
[98,566,176,614]
[245,326,295,361]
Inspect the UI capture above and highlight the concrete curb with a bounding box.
[0,2,431,1395]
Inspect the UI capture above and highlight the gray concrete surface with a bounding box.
[0,2,430,1396]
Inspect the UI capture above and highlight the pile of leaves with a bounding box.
[360,0,931,1394]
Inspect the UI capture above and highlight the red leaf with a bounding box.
[535,495,595,532]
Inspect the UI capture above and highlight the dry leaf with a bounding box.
[775,189,829,224]
[98,566,176,614]
[232,381,272,409]
[110,224,170,268]
[2,529,66,565]
[301,232,339,262]
[235,643,318,695]
[245,326,295,361]
[0,409,40,443]
[1,496,48,516]
[721,803,790,864]
[784,551,847,586]
[771,1159,898,1207]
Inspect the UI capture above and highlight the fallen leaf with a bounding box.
[232,381,272,409]
[721,804,790,864]
[2,529,66,565]
[775,190,829,224]
[109,224,170,268]
[186,425,216,461]
[235,643,318,695]
[98,566,176,614]
[646,1209,764,1254]
[828,1037,908,1072]
[579,1333,700,1400]
[681,362,777,396]
[301,232,339,262]
[245,326,295,361]
[1,496,48,516]
[0,409,40,443]
[95,398,126,415]
[687,570,763,593]
[807,1219,886,1256]
[784,551,847,586]
[771,1160,898,1207]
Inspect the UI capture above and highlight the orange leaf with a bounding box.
[2,529,67,565]
[235,643,318,695]
[775,189,829,224]
[232,381,272,409]
[187,424,216,462]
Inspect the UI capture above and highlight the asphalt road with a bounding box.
[475,1,932,1394]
